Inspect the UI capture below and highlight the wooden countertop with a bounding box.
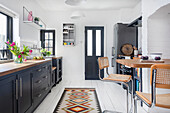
[52,56,62,59]
[45,56,62,59]
[116,59,170,68]
[0,59,52,77]
[0,59,14,64]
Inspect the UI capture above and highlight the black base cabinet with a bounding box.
[18,70,33,113]
[0,61,52,113]
[52,58,62,85]
[0,75,17,113]
[32,62,52,110]
[51,69,56,87]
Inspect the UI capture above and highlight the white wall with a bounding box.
[43,3,141,80]
[142,0,170,55]
[142,0,170,93]
[141,1,170,112]
[44,10,120,80]
[148,17,170,59]
[0,0,47,47]
[0,0,142,81]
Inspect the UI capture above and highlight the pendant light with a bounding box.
[65,0,87,6]
[70,11,85,19]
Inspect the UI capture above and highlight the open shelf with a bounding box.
[63,23,75,46]
[52,67,57,71]
[23,6,46,29]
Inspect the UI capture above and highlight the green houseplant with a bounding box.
[41,48,51,57]
[34,17,40,24]
[5,40,32,63]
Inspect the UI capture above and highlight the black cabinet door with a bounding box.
[51,70,55,86]
[0,76,17,113]
[52,59,59,83]
[58,59,62,79]
[48,63,52,87]
[18,70,33,113]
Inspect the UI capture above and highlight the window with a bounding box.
[87,30,92,56]
[0,12,13,59]
[40,30,55,55]
[0,13,7,49]
[96,30,101,56]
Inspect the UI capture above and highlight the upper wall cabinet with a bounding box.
[23,7,46,29]
[63,23,75,46]
[128,16,142,27]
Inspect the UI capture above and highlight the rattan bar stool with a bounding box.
[98,57,133,113]
[134,64,170,113]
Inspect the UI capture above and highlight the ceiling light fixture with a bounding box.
[65,0,87,6]
[70,11,85,19]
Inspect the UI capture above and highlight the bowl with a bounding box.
[149,53,162,60]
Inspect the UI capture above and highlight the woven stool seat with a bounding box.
[103,74,131,83]
[136,91,170,109]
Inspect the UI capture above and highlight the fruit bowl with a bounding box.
[150,53,162,60]
[33,56,45,60]
[141,56,149,60]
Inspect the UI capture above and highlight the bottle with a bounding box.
[133,46,138,56]
[138,47,142,55]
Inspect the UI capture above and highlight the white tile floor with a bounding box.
[34,80,170,113]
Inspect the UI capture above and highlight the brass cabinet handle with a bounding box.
[43,66,47,69]
[37,94,42,98]
[36,80,42,84]
[43,76,48,79]
[20,78,22,97]
[16,79,18,100]
[44,87,48,91]
[37,69,41,72]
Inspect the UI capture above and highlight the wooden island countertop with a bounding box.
[116,59,170,68]
[45,56,62,59]
[0,59,52,77]
[52,56,62,59]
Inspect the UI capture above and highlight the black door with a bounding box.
[18,70,33,113]
[85,26,104,80]
[0,75,17,113]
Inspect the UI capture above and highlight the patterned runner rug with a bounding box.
[53,88,101,113]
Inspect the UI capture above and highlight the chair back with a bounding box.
[150,64,170,89]
[98,57,109,70]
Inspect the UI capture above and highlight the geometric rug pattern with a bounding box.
[53,88,101,113]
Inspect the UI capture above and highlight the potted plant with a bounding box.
[40,48,51,57]
[5,40,32,63]
[34,17,40,24]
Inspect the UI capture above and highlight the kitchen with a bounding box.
[0,0,170,113]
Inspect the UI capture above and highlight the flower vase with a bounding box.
[14,56,23,63]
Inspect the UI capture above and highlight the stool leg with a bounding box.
[103,110,122,113]
[134,96,137,113]
[126,85,129,113]
[130,79,133,113]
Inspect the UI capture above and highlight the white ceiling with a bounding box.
[35,0,141,11]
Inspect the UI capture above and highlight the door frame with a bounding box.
[83,25,107,80]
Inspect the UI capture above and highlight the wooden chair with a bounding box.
[134,64,170,113]
[98,57,133,113]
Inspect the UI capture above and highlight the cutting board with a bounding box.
[140,60,164,63]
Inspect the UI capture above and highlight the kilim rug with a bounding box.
[53,88,101,113]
